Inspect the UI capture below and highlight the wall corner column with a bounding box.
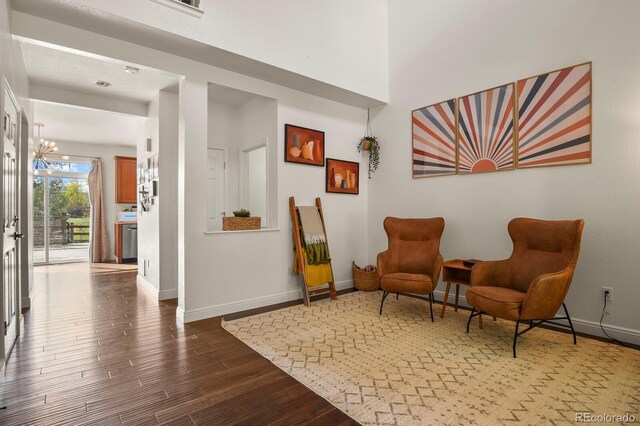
[177,78,209,323]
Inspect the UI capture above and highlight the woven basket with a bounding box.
[352,261,380,291]
[223,217,261,231]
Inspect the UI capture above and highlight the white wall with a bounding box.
[370,0,640,342]
[247,146,267,226]
[53,140,136,261]
[15,0,640,341]
[137,90,179,300]
[0,2,28,107]
[179,78,368,323]
[158,91,179,300]
[12,13,371,323]
[137,95,160,288]
[202,0,389,101]
[237,98,277,227]
[208,96,275,226]
[208,100,239,213]
[16,0,389,103]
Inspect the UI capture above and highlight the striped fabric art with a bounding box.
[517,62,592,168]
[412,99,457,178]
[457,84,516,174]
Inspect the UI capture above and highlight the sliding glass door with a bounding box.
[32,176,46,264]
[33,160,92,264]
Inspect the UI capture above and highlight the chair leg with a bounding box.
[466,308,476,333]
[379,291,389,315]
[563,303,577,345]
[513,321,520,358]
[428,293,434,322]
[454,284,460,312]
[396,292,399,300]
[440,282,451,318]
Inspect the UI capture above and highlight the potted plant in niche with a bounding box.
[222,209,262,231]
[357,109,380,178]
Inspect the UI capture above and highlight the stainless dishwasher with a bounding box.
[122,224,138,261]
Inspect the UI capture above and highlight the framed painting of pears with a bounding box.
[284,124,325,166]
[326,158,359,195]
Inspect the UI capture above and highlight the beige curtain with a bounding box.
[88,159,109,263]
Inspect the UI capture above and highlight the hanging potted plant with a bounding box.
[357,109,380,178]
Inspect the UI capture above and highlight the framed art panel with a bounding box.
[284,124,324,166]
[457,83,516,174]
[326,158,359,195]
[517,62,592,168]
[411,99,457,178]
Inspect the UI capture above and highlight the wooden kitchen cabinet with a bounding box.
[115,156,137,203]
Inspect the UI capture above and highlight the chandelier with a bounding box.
[33,123,57,175]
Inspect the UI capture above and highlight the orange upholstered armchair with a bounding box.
[377,217,445,321]
[466,218,585,357]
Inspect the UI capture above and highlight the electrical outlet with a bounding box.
[602,287,613,302]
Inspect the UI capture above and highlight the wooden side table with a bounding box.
[441,259,495,328]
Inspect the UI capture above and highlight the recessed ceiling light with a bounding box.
[62,155,70,160]
[125,66,140,75]
[95,80,112,88]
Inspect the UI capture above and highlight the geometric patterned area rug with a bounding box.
[222,291,640,425]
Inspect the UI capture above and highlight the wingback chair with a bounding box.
[466,218,585,357]
[377,217,445,321]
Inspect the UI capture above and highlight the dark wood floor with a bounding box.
[0,264,357,425]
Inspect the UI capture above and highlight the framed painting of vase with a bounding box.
[326,158,359,195]
[284,124,325,166]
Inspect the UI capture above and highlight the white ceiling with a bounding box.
[34,102,142,147]
[20,40,179,103]
[20,39,179,148]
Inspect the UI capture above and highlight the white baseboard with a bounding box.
[432,289,640,345]
[176,306,185,324]
[21,288,35,309]
[159,289,178,300]
[136,274,159,299]
[566,318,640,345]
[178,280,354,324]
[137,275,178,301]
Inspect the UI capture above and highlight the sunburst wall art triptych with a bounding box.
[411,62,592,178]
[458,83,516,174]
[411,99,457,177]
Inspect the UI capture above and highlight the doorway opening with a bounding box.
[32,157,92,264]
[206,83,277,232]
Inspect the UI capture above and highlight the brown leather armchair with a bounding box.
[466,218,585,357]
[377,217,445,321]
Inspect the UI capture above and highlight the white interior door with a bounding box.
[244,145,267,228]
[2,83,21,359]
[207,148,226,231]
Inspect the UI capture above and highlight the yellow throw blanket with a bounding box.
[293,249,333,287]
